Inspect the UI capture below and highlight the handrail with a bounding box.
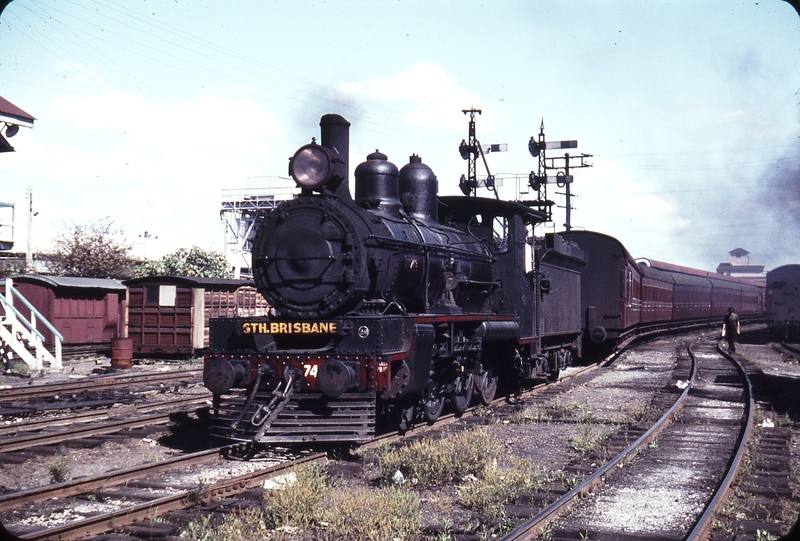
[0,292,46,342]
[5,280,64,342]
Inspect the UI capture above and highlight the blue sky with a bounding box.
[0,0,798,272]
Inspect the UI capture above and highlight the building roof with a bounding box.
[715,263,765,274]
[123,275,255,289]
[0,96,35,127]
[643,258,764,285]
[8,274,126,291]
[729,248,750,257]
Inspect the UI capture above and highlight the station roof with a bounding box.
[0,96,35,128]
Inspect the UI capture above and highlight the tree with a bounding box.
[134,246,232,278]
[47,218,135,279]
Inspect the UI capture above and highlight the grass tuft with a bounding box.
[570,423,612,457]
[371,427,503,487]
[262,463,328,529]
[458,458,554,519]
[49,456,72,483]
[321,485,420,541]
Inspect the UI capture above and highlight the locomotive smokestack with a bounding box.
[320,114,351,200]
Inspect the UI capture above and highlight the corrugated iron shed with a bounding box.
[10,274,126,290]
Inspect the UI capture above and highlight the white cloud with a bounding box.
[6,92,288,258]
[338,62,482,130]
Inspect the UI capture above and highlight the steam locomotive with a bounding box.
[202,114,764,445]
[202,114,585,444]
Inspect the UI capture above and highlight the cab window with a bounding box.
[492,216,508,253]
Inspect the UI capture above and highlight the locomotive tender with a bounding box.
[203,114,585,444]
[202,113,765,445]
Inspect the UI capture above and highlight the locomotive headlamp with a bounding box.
[289,142,346,190]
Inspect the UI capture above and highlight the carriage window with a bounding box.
[493,216,508,253]
[145,286,159,304]
[524,223,534,274]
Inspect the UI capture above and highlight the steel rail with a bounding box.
[19,451,326,541]
[0,395,207,436]
[0,369,202,401]
[9,362,603,539]
[499,340,699,541]
[0,445,229,511]
[780,341,800,356]
[0,408,188,453]
[683,344,755,541]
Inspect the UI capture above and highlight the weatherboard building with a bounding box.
[716,248,766,284]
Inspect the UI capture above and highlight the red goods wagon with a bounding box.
[124,276,270,356]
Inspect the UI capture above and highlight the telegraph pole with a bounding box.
[26,185,33,271]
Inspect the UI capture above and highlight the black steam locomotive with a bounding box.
[202,113,765,445]
[202,114,585,444]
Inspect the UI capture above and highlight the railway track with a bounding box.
[8,447,323,541]
[0,395,209,454]
[776,341,800,358]
[0,361,600,540]
[3,335,791,540]
[0,367,202,405]
[500,338,754,541]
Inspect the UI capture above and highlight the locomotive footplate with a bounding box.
[209,390,377,445]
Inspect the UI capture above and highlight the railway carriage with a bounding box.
[556,231,642,347]
[560,233,764,354]
[666,269,713,321]
[766,264,800,340]
[639,264,674,324]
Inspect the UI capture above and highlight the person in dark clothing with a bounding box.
[722,307,740,353]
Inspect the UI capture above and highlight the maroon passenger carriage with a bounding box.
[560,231,764,353]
